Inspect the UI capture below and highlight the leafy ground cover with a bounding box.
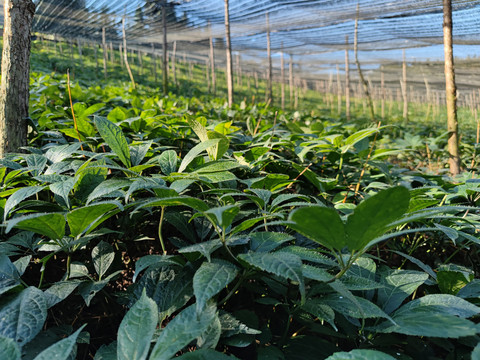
[1,41,480,360]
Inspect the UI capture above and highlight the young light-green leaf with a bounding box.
[118,291,158,360]
[158,150,178,175]
[288,206,345,251]
[178,138,221,173]
[345,186,410,251]
[326,349,396,360]
[94,115,131,168]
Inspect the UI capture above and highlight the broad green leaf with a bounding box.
[4,186,44,220]
[118,291,158,360]
[133,255,181,282]
[67,203,119,237]
[437,267,472,295]
[194,261,238,312]
[92,241,115,279]
[135,196,209,212]
[394,294,480,319]
[204,205,239,229]
[187,116,209,142]
[322,293,391,320]
[458,279,480,299]
[302,264,334,282]
[176,349,239,359]
[33,325,86,360]
[86,179,131,204]
[239,252,305,303]
[345,186,409,251]
[45,143,81,163]
[0,287,47,346]
[198,171,237,183]
[288,206,345,250]
[301,299,336,329]
[94,342,117,360]
[377,269,429,314]
[196,314,222,349]
[78,271,121,306]
[50,178,75,209]
[193,161,241,173]
[206,131,229,160]
[278,246,337,267]
[94,116,131,168]
[250,232,294,253]
[6,213,65,240]
[0,335,20,360]
[326,349,396,360]
[149,304,217,360]
[178,240,222,262]
[178,138,221,173]
[43,280,83,308]
[130,141,153,167]
[0,255,20,295]
[377,312,477,338]
[472,343,480,360]
[158,150,178,175]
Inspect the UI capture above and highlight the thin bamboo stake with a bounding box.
[266,12,273,104]
[381,66,385,120]
[354,3,375,122]
[209,32,216,95]
[224,0,234,106]
[172,41,177,86]
[345,35,351,121]
[280,44,285,110]
[402,49,408,122]
[289,54,294,107]
[336,64,342,115]
[162,0,168,95]
[102,27,107,80]
[122,16,136,89]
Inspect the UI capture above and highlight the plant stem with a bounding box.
[158,206,167,255]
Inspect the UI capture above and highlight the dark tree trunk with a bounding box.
[0,0,36,157]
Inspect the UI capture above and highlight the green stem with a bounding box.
[158,206,167,255]
[219,272,245,305]
[66,253,72,280]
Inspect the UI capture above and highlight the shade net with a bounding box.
[1,0,480,105]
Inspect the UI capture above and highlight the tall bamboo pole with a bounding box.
[289,54,294,107]
[172,41,176,86]
[102,27,107,80]
[402,49,408,122]
[122,16,136,89]
[209,26,216,95]
[443,0,461,175]
[162,0,168,95]
[280,44,285,110]
[224,0,234,106]
[354,3,375,122]
[345,35,351,121]
[266,12,273,104]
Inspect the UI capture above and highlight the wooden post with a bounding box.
[401,49,408,122]
[345,35,351,121]
[162,0,168,95]
[0,0,36,156]
[138,50,143,76]
[102,27,108,80]
[119,44,124,68]
[77,38,83,67]
[280,45,285,110]
[443,0,461,175]
[224,0,234,106]
[266,12,273,104]
[209,35,216,95]
[122,16,136,89]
